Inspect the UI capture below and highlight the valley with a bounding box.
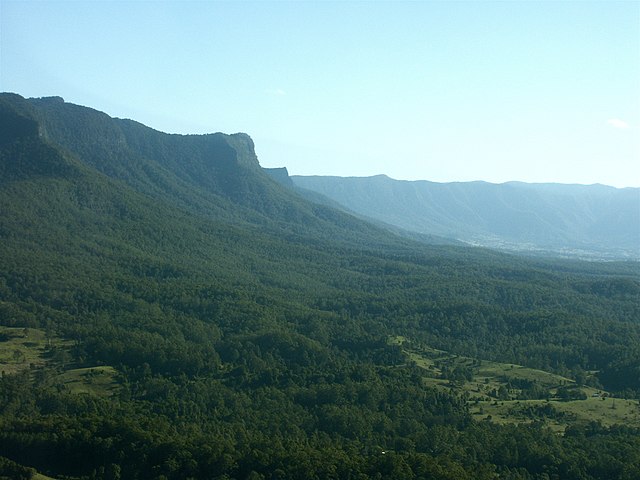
[290,174,640,260]
[0,93,639,479]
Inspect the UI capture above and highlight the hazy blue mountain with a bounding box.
[265,167,462,246]
[292,174,640,259]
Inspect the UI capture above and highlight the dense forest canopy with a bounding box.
[0,93,639,479]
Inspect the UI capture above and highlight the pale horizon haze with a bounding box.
[1,0,639,188]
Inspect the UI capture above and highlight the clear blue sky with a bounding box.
[1,1,638,187]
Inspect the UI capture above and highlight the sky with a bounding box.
[1,0,639,188]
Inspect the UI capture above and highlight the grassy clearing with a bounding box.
[468,395,640,432]
[0,326,61,375]
[0,327,118,479]
[394,336,640,432]
[0,326,120,397]
[476,361,572,387]
[53,366,120,397]
[556,392,640,427]
[33,473,58,480]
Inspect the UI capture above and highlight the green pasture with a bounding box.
[0,326,56,375]
[53,366,120,397]
[397,337,640,431]
[0,326,119,397]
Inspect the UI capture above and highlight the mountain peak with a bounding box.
[0,94,274,203]
[264,167,293,187]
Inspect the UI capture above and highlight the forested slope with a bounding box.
[0,94,639,479]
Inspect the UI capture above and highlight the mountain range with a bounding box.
[1,93,639,479]
[287,174,640,259]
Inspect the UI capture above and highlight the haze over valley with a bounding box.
[287,173,640,259]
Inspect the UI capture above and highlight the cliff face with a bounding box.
[0,93,404,247]
[0,94,269,203]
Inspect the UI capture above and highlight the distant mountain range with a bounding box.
[286,174,640,259]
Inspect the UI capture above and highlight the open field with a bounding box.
[53,366,120,397]
[0,326,119,397]
[392,336,640,432]
[0,326,67,375]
